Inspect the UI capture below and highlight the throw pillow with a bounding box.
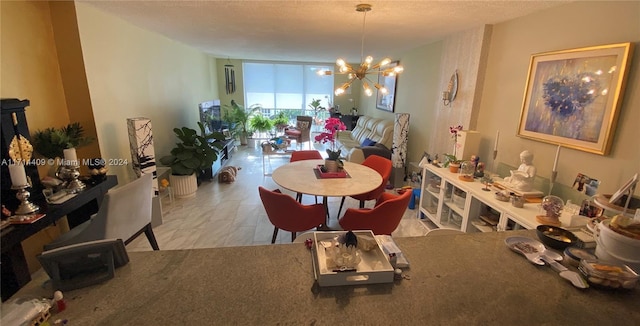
[361,137,377,147]
[296,121,310,130]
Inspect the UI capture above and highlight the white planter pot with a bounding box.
[170,173,198,198]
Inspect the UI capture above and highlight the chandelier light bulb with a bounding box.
[375,83,388,94]
[326,4,405,97]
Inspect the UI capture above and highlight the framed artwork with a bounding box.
[376,61,399,112]
[517,43,633,155]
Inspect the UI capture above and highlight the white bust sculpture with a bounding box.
[504,150,536,191]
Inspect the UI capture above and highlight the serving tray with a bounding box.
[313,231,394,287]
[313,165,349,179]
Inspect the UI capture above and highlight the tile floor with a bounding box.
[127,139,429,251]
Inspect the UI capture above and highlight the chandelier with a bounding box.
[318,4,404,96]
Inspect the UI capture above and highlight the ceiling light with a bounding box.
[317,4,403,97]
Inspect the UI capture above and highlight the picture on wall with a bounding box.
[517,43,633,155]
[376,61,399,112]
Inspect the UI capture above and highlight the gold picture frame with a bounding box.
[517,43,633,155]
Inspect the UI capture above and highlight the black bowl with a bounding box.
[536,225,580,250]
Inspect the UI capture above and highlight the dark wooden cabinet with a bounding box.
[199,139,235,180]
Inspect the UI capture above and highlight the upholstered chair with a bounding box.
[336,155,392,217]
[290,150,323,203]
[258,186,325,243]
[284,115,313,149]
[44,174,159,251]
[339,190,412,235]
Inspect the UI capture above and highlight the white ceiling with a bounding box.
[81,0,572,63]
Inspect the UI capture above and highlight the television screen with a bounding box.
[199,100,221,133]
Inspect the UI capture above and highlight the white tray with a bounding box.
[313,231,394,287]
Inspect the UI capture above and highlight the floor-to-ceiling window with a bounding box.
[243,62,334,122]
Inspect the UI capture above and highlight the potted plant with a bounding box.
[222,100,261,145]
[314,117,347,172]
[159,122,225,198]
[32,122,94,159]
[443,154,461,173]
[249,113,273,137]
[271,111,290,133]
[308,98,326,125]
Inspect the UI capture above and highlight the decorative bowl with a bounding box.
[536,225,579,250]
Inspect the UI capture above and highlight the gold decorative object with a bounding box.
[317,4,404,97]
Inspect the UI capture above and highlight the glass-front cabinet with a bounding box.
[418,164,546,233]
[419,168,441,224]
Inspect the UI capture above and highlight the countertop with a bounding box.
[5,230,639,325]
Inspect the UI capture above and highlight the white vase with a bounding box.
[170,173,198,198]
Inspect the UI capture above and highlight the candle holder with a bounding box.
[549,170,558,196]
[490,149,498,179]
[11,184,39,215]
[56,162,86,194]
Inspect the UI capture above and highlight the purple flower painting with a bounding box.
[518,43,632,155]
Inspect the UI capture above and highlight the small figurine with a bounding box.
[474,162,485,178]
[504,150,537,191]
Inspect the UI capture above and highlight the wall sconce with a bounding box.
[443,70,458,106]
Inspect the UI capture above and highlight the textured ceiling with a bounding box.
[81,0,572,63]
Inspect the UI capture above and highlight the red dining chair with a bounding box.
[290,150,323,203]
[339,190,412,235]
[258,186,325,243]
[336,155,392,217]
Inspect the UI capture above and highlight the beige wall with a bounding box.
[74,2,219,184]
[1,1,71,141]
[476,1,640,196]
[427,25,492,159]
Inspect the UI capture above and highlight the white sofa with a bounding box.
[335,116,394,164]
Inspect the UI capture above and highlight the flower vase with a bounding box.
[324,159,339,172]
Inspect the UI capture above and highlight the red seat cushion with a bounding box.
[285,129,302,136]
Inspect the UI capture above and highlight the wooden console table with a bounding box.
[0,175,117,301]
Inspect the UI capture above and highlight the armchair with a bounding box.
[284,115,313,149]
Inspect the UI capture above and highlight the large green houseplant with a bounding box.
[160,122,225,176]
[222,100,261,145]
[160,122,225,198]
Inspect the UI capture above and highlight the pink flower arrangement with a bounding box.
[449,125,463,157]
[315,117,347,160]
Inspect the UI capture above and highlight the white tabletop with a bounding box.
[272,159,382,197]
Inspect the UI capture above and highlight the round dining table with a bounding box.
[271,159,382,225]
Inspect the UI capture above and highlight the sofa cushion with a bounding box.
[361,137,377,147]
